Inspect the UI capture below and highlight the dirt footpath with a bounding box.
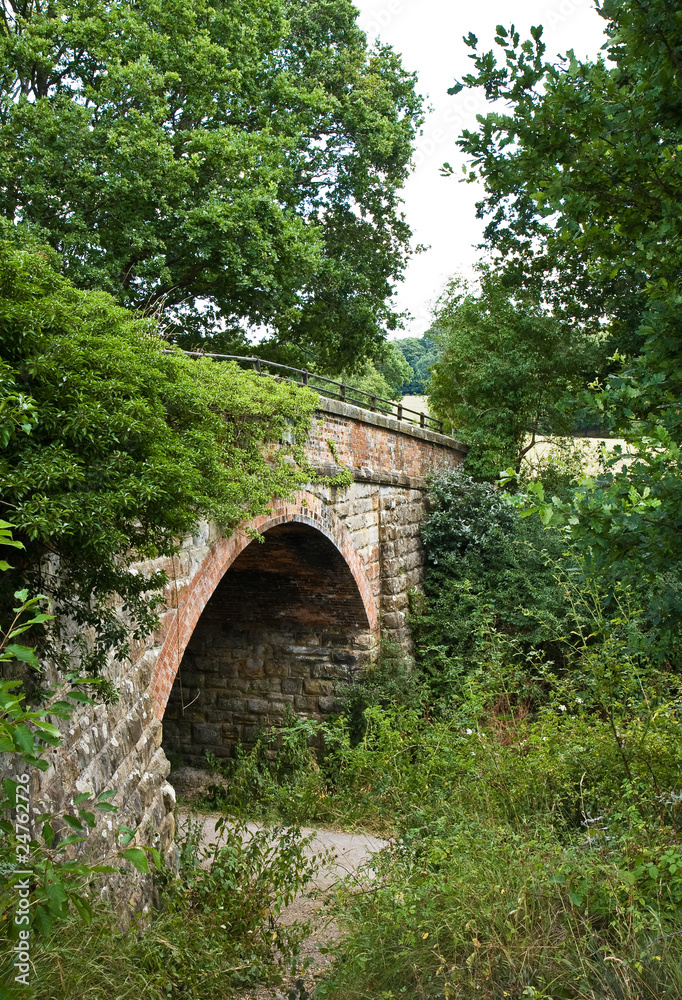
[189,813,386,999]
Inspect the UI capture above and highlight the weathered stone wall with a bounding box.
[310,397,462,481]
[161,479,448,765]
[162,519,376,765]
[14,396,465,895]
[163,625,372,768]
[6,640,177,917]
[328,480,429,651]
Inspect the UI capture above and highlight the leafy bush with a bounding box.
[215,641,682,999]
[0,228,318,672]
[26,817,319,999]
[412,471,572,712]
[201,715,331,826]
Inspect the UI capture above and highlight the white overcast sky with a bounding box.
[352,0,609,338]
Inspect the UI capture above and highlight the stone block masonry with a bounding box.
[19,393,465,896]
[160,401,465,763]
[162,519,377,766]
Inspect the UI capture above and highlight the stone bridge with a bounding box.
[35,396,464,871]
[155,398,464,769]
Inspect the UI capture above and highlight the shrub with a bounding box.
[411,471,572,713]
[26,817,320,999]
[0,227,318,672]
[203,549,682,998]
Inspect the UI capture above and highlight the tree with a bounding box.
[0,0,423,371]
[342,342,413,401]
[428,272,595,479]
[0,227,318,674]
[392,335,440,395]
[447,0,682,654]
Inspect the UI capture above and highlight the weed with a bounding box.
[29,816,320,999]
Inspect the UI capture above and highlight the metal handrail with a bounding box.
[168,350,444,434]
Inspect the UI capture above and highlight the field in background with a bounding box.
[399,392,632,475]
[401,394,429,415]
[523,436,634,476]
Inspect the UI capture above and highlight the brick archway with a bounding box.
[150,491,378,719]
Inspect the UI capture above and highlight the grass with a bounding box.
[195,664,682,1000]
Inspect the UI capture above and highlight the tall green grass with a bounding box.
[200,634,682,999]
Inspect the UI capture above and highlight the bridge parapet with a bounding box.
[308,396,466,486]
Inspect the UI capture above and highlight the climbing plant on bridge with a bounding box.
[0,0,423,371]
[0,228,318,675]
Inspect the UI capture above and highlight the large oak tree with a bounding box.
[0,0,423,370]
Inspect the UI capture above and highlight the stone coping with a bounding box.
[310,463,428,490]
[317,397,467,454]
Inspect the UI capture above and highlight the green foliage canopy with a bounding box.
[0,230,318,671]
[449,1,682,645]
[392,334,440,395]
[0,0,423,370]
[342,342,413,402]
[413,471,571,710]
[428,274,595,478]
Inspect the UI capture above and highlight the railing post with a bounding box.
[340,382,346,401]
[370,394,376,411]
[301,368,308,385]
[397,404,402,421]
[420,413,425,429]
[439,420,443,434]
[254,356,261,374]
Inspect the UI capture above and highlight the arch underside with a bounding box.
[156,496,377,766]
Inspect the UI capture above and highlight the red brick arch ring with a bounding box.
[150,490,378,719]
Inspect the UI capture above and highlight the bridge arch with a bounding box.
[151,491,378,764]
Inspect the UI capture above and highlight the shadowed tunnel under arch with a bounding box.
[161,521,376,768]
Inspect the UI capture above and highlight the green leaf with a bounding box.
[72,895,93,924]
[32,719,61,739]
[0,724,15,753]
[12,724,35,756]
[62,815,84,831]
[121,847,150,874]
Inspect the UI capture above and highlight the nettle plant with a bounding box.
[0,522,159,990]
